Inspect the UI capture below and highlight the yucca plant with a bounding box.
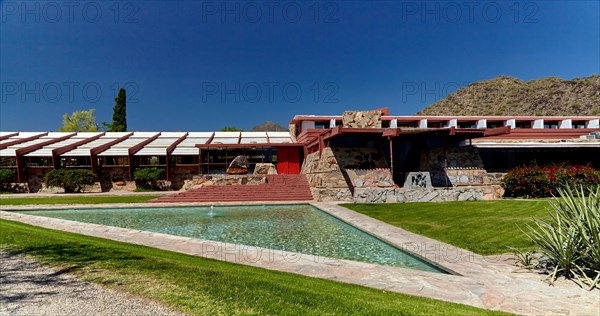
[521,185,600,290]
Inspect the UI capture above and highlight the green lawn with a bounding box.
[0,195,160,205]
[0,219,509,316]
[343,200,550,255]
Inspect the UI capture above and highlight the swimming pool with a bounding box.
[17,204,446,273]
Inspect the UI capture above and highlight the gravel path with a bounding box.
[0,251,186,316]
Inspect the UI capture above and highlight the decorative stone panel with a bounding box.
[346,168,394,188]
[353,185,503,203]
[342,110,382,128]
[403,172,433,190]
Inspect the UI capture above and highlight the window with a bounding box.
[102,156,129,166]
[25,157,52,167]
[314,121,329,129]
[515,121,533,128]
[487,121,505,128]
[62,156,92,167]
[0,157,16,167]
[172,155,199,165]
[457,121,477,129]
[544,121,559,129]
[199,147,277,174]
[139,156,166,166]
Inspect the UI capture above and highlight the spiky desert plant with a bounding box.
[522,185,600,290]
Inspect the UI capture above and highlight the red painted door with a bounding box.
[277,147,301,174]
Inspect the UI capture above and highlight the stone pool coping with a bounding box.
[1,203,598,315]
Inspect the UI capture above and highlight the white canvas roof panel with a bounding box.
[210,137,239,144]
[75,132,103,137]
[0,150,17,157]
[0,137,60,157]
[25,138,87,157]
[187,132,214,137]
[135,148,168,155]
[213,132,240,138]
[46,132,71,137]
[132,132,159,137]
[0,132,16,137]
[171,147,199,155]
[98,135,156,156]
[267,132,291,137]
[177,138,210,147]
[241,132,267,137]
[159,132,186,138]
[240,137,268,144]
[61,138,116,157]
[103,132,131,138]
[269,137,292,144]
[134,136,182,156]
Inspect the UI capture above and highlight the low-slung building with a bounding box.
[1,110,598,195]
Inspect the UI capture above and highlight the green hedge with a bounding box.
[44,169,97,193]
[133,167,165,189]
[502,164,600,198]
[0,168,16,185]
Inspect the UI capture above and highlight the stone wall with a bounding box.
[1,183,30,193]
[25,167,53,193]
[345,168,394,188]
[420,146,492,187]
[301,148,353,202]
[342,110,382,128]
[170,165,199,190]
[301,147,393,201]
[37,182,103,193]
[353,185,504,203]
[98,166,131,192]
[181,174,266,191]
[332,147,388,169]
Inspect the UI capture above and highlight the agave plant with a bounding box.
[521,185,600,290]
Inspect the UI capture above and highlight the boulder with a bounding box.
[253,163,277,175]
[227,155,250,175]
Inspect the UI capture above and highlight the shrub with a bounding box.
[521,185,600,290]
[133,168,165,190]
[502,163,600,198]
[44,169,97,193]
[0,169,16,185]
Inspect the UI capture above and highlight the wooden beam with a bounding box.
[52,133,105,169]
[128,133,161,180]
[15,133,76,182]
[166,133,189,180]
[0,132,19,141]
[0,132,47,150]
[90,133,133,174]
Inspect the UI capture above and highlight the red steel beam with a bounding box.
[15,133,76,182]
[89,133,134,174]
[0,132,48,150]
[52,133,105,169]
[0,132,19,141]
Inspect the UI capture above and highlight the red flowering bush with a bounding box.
[502,163,600,198]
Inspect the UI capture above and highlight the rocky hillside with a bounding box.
[417,75,600,116]
[251,121,287,132]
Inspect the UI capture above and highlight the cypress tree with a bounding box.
[111,88,127,132]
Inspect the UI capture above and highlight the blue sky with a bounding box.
[1,0,598,131]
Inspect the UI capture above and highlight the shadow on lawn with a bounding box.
[5,243,145,265]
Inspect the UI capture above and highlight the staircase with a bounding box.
[149,174,313,203]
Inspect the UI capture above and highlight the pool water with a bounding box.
[18,205,446,273]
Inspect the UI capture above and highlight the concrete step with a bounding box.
[150,174,313,203]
